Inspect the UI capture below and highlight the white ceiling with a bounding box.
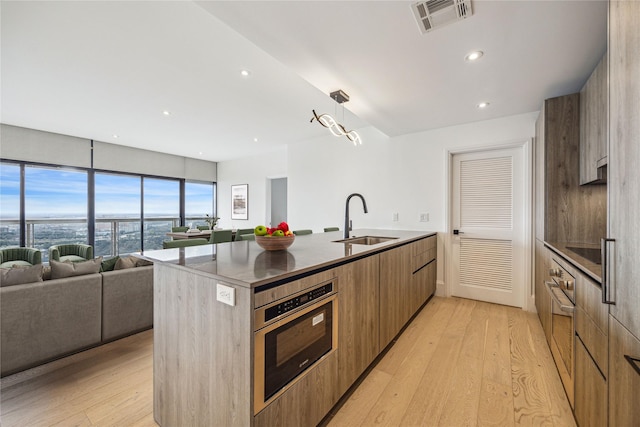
[1,1,607,162]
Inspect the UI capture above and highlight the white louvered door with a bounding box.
[451,147,525,307]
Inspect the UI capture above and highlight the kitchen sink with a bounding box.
[333,236,398,245]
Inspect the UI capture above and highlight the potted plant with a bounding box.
[205,214,219,230]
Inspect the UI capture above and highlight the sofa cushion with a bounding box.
[50,257,103,279]
[59,255,88,263]
[114,256,137,270]
[114,256,152,270]
[0,260,33,269]
[1,273,102,376]
[101,265,154,341]
[100,256,120,272]
[0,264,44,287]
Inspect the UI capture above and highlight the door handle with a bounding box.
[601,238,616,305]
[453,229,464,235]
[624,355,640,376]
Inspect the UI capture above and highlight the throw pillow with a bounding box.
[50,257,103,279]
[0,264,44,287]
[114,256,137,270]
[133,256,153,267]
[101,256,120,272]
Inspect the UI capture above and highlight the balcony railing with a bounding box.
[0,216,209,261]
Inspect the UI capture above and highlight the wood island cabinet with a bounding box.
[379,237,436,349]
[379,243,412,348]
[335,255,380,396]
[153,232,437,427]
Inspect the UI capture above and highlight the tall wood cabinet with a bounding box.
[607,1,640,424]
[580,51,608,185]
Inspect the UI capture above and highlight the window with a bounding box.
[143,177,179,251]
[95,173,141,257]
[0,162,21,248]
[2,160,216,258]
[25,166,88,261]
[185,181,215,228]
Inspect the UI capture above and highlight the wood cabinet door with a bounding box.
[574,336,607,427]
[336,255,380,395]
[608,316,640,427]
[608,0,640,339]
[580,51,608,185]
[380,243,412,348]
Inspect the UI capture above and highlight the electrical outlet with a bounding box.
[420,213,429,222]
[392,212,399,222]
[216,283,235,306]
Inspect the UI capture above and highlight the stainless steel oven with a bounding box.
[254,281,338,414]
[546,258,575,407]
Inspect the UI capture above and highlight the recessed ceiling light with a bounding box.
[477,102,490,109]
[198,151,203,156]
[465,51,484,62]
[113,134,119,139]
[163,110,171,116]
[240,70,251,77]
[253,138,258,142]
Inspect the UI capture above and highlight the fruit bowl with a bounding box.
[255,235,295,251]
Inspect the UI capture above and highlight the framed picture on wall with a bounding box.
[231,184,249,220]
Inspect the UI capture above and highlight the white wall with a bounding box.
[218,112,537,232]
[216,147,287,229]
[217,112,538,298]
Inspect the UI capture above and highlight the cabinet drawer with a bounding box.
[574,336,607,427]
[412,248,435,272]
[575,273,608,334]
[575,306,608,375]
[609,316,640,427]
[411,235,436,256]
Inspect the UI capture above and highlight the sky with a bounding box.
[0,164,213,219]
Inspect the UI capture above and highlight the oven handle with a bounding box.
[545,281,575,313]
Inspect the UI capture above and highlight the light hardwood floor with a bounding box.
[0,297,576,427]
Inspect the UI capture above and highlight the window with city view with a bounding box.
[143,177,179,251]
[0,163,20,248]
[185,181,215,227]
[25,166,88,262]
[95,173,142,257]
[1,161,216,260]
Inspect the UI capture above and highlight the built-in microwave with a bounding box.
[254,281,338,414]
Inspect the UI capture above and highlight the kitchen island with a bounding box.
[142,229,436,427]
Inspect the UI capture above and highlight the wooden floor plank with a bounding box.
[325,369,393,427]
[437,301,489,426]
[508,308,557,426]
[524,312,576,427]
[358,298,460,426]
[399,298,476,426]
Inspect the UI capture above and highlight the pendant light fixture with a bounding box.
[311,90,362,146]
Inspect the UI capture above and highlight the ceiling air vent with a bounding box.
[412,0,473,34]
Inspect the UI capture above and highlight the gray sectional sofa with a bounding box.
[0,260,153,377]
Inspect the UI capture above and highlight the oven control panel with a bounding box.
[264,283,333,322]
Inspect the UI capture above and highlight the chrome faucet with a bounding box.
[344,193,368,239]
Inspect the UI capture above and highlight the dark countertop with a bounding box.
[139,229,436,289]
[545,241,602,283]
